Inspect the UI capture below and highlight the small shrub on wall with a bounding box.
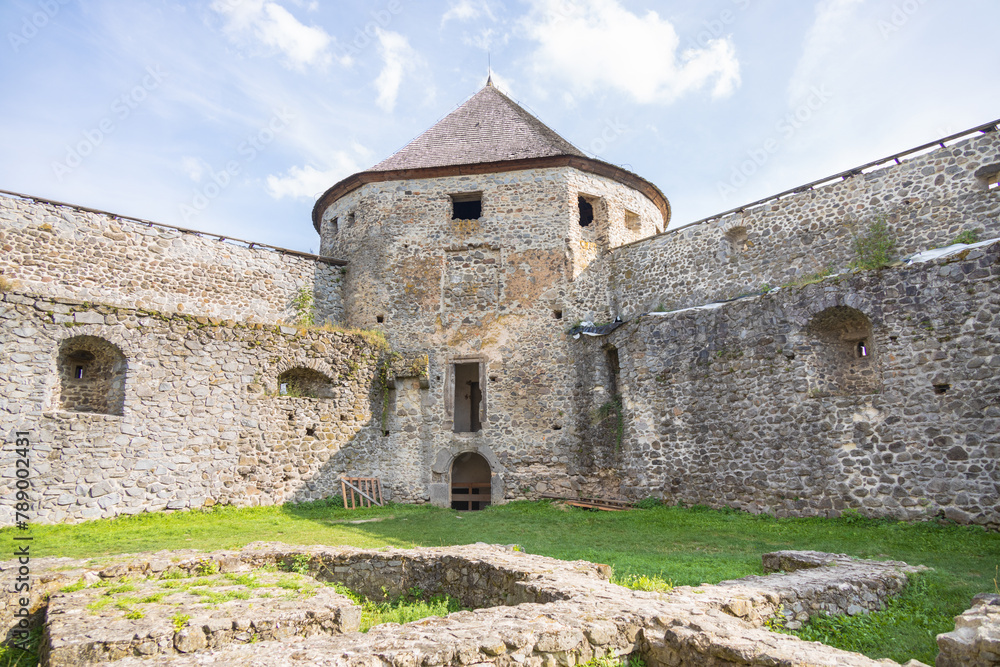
[850,214,897,270]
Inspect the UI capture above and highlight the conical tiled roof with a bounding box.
[312,83,671,231]
[369,83,587,172]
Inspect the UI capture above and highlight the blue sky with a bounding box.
[1,0,998,253]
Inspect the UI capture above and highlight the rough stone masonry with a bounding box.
[0,544,937,667]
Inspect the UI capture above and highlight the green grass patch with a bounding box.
[188,588,252,605]
[613,572,673,593]
[325,582,463,631]
[783,576,949,663]
[2,500,997,662]
[0,628,42,667]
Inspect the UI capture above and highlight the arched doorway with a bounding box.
[451,452,491,511]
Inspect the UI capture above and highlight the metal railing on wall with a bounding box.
[619,117,1000,250]
[0,188,348,266]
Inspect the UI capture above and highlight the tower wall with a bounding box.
[318,166,662,504]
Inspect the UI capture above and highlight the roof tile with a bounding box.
[369,84,586,172]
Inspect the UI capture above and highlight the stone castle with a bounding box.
[1,82,998,528]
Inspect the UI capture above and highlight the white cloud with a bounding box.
[442,0,497,24]
[266,155,364,200]
[787,0,865,106]
[521,0,740,104]
[211,0,333,70]
[181,156,210,182]
[374,28,421,112]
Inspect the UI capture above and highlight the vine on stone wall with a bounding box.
[593,394,624,451]
[292,287,317,327]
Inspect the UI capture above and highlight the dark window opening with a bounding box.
[451,193,482,220]
[376,315,384,324]
[450,452,491,511]
[553,310,563,320]
[75,365,84,379]
[329,217,339,235]
[856,340,869,358]
[933,384,951,395]
[347,212,355,226]
[453,363,483,433]
[578,197,594,227]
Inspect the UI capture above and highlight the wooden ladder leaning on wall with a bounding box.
[340,477,384,509]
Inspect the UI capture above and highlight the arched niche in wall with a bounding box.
[805,306,881,396]
[277,367,334,399]
[724,225,750,253]
[56,336,128,415]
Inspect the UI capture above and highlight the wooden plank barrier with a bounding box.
[450,482,492,510]
[340,477,384,509]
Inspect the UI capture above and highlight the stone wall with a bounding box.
[581,241,1000,526]
[609,131,1000,316]
[0,290,405,527]
[0,194,344,324]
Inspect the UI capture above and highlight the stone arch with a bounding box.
[277,367,335,399]
[450,451,492,511]
[805,306,881,396]
[56,335,128,415]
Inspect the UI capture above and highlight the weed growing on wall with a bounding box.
[291,287,316,327]
[952,229,980,245]
[850,214,897,270]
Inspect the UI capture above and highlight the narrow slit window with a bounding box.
[75,365,84,379]
[606,346,620,397]
[329,217,339,235]
[578,197,594,227]
[451,193,482,220]
[856,340,869,358]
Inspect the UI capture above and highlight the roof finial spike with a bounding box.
[486,52,492,87]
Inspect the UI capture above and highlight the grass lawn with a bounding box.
[2,500,997,665]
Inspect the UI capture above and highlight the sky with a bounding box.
[1,0,998,254]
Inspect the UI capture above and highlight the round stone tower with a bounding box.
[312,81,669,507]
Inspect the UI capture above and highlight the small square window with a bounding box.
[625,210,641,231]
[451,193,482,220]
